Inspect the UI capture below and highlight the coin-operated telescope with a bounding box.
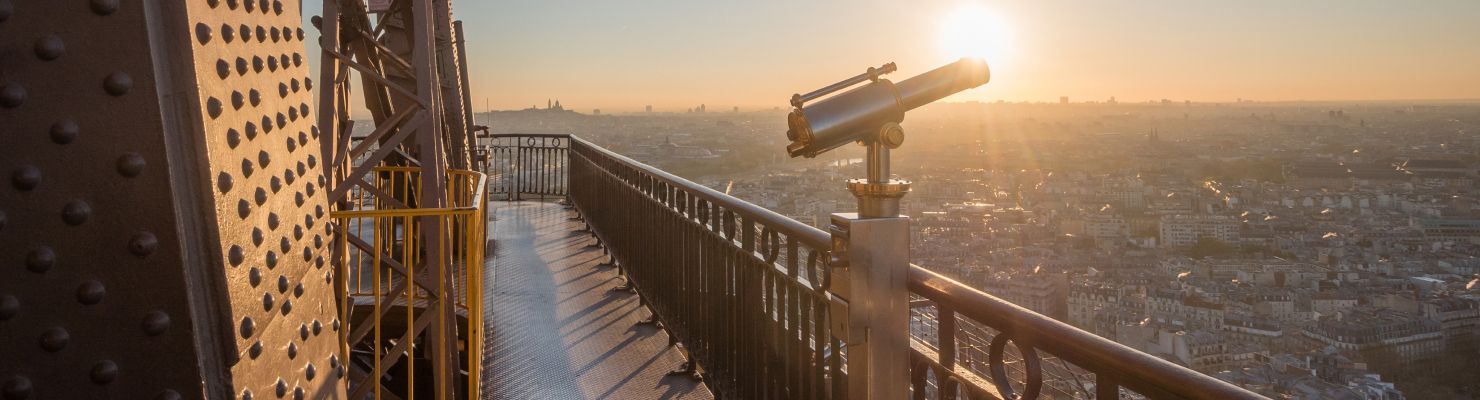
[785,58,990,217]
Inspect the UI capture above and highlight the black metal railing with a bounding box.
[484,134,568,200]
[485,133,1266,400]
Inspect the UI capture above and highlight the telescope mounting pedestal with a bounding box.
[847,122,911,219]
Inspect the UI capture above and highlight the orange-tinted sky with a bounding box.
[307,1,1480,113]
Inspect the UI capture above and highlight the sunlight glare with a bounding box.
[940,5,1014,69]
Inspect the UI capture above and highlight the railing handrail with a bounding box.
[330,167,488,218]
[562,134,831,249]
[911,265,1264,399]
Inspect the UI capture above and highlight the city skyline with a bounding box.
[305,0,1480,113]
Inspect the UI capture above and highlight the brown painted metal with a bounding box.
[1,0,343,399]
[316,0,480,397]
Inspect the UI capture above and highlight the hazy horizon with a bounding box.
[305,0,1480,114]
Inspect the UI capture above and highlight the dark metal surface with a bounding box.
[483,201,710,399]
[0,2,210,398]
[0,0,343,398]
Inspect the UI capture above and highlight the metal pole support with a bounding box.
[829,213,911,399]
[828,121,913,399]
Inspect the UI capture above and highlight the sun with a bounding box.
[940,5,1014,68]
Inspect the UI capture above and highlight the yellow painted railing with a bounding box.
[331,167,487,399]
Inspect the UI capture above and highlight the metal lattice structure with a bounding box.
[314,0,482,398]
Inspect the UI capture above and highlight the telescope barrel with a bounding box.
[785,58,991,158]
[895,57,991,111]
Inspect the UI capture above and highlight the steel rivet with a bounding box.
[26,246,55,273]
[261,116,273,133]
[268,213,280,230]
[287,342,298,359]
[141,311,171,336]
[229,245,245,266]
[235,57,248,75]
[304,363,315,381]
[311,320,322,335]
[270,176,282,193]
[240,317,255,338]
[292,387,303,400]
[280,299,292,315]
[249,341,263,359]
[12,166,40,190]
[252,228,265,246]
[61,200,90,225]
[90,360,117,385]
[0,295,18,320]
[241,389,253,400]
[207,97,223,118]
[90,0,119,15]
[216,59,231,79]
[249,267,262,286]
[103,72,132,96]
[39,327,69,352]
[265,251,278,268]
[218,172,234,192]
[261,292,274,311]
[300,247,311,261]
[276,275,288,293]
[3,376,32,399]
[241,158,255,177]
[116,153,146,177]
[0,83,26,108]
[34,35,65,61]
[207,0,219,8]
[195,23,212,44]
[232,91,244,109]
[293,283,304,298]
[50,119,79,144]
[128,231,158,258]
[274,379,287,398]
[254,187,267,205]
[297,324,308,340]
[77,280,105,305]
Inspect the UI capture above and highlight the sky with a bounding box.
[304,0,1480,113]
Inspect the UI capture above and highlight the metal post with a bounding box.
[830,213,911,399]
[829,122,912,399]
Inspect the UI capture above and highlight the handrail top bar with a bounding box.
[909,265,1267,400]
[330,168,488,217]
[557,133,831,249]
[485,133,574,139]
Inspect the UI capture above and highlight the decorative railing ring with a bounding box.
[758,226,781,263]
[988,334,1043,399]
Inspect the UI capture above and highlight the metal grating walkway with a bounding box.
[482,201,712,399]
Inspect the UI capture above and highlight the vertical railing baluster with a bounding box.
[940,304,958,400]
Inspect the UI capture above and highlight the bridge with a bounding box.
[0,0,1264,399]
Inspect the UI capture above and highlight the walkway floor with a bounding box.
[482,201,712,399]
